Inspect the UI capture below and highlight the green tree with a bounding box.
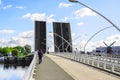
[0,47,3,53]
[21,47,26,55]
[24,45,31,55]
[11,49,19,56]
[13,46,23,53]
[2,47,11,56]
[18,52,23,58]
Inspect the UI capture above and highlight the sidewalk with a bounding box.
[46,54,120,80]
[34,55,74,80]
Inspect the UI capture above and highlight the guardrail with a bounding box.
[23,51,38,80]
[53,52,120,76]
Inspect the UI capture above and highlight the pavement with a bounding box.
[34,54,120,80]
[34,55,74,80]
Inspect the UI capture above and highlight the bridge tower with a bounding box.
[53,22,72,52]
[35,21,46,53]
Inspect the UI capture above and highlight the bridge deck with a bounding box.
[34,55,74,80]
[34,54,120,80]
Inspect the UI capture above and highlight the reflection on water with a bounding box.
[4,63,27,69]
[0,63,28,80]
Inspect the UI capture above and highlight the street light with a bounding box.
[69,0,120,32]
[83,26,112,53]
[69,0,78,2]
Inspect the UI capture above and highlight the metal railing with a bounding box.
[23,51,38,80]
[53,52,120,76]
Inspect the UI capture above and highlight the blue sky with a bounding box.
[0,0,120,51]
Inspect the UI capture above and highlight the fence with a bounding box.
[54,52,120,76]
[23,51,38,80]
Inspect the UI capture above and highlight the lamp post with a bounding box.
[83,26,112,53]
[69,0,120,32]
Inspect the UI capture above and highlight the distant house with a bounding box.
[95,46,120,55]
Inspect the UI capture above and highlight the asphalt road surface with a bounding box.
[34,55,74,80]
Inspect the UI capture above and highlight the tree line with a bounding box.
[0,45,31,58]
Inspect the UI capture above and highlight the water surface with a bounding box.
[0,64,28,80]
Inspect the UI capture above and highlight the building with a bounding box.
[95,46,120,55]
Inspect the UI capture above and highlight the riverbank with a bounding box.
[0,54,33,64]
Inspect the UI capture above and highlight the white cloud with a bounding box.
[0,38,10,47]
[74,8,96,18]
[0,38,10,43]
[9,30,34,46]
[31,13,46,21]
[0,30,119,52]
[22,13,31,18]
[103,34,120,46]
[0,0,2,5]
[3,5,12,9]
[77,22,84,26]
[106,34,120,40]
[46,14,55,23]
[15,6,25,10]
[18,30,34,38]
[22,13,55,23]
[73,34,120,52]
[72,33,76,37]
[0,37,29,47]
[0,30,15,34]
[61,17,69,22]
[92,34,120,50]
[48,32,54,37]
[0,30,34,50]
[59,2,73,8]
[73,40,87,51]
[10,37,31,46]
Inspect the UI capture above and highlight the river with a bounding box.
[0,64,28,80]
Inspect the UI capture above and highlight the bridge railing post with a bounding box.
[55,52,120,75]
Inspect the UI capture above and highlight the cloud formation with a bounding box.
[9,37,31,46]
[59,2,73,8]
[0,30,15,34]
[17,31,34,38]
[73,34,120,51]
[77,22,84,26]
[15,6,25,10]
[3,5,12,9]
[0,0,1,5]
[61,17,69,22]
[74,8,96,18]
[0,30,120,52]
[22,13,55,23]
[0,30,34,49]
[48,32,54,37]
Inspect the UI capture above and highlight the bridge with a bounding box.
[23,52,120,80]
